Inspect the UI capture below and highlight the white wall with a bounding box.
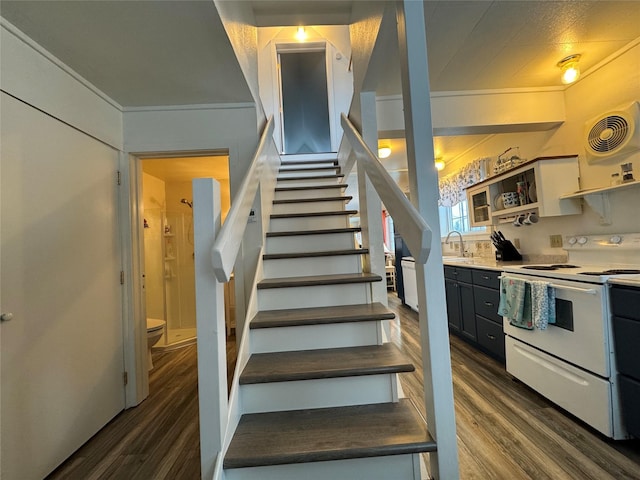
[214,0,265,124]
[123,104,259,198]
[377,90,566,138]
[257,26,353,152]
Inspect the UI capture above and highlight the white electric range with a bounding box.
[500,233,640,439]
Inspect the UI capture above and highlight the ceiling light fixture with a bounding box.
[295,26,307,42]
[434,158,445,171]
[378,146,392,159]
[557,54,581,85]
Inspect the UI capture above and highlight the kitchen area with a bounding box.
[394,153,640,446]
[372,8,640,450]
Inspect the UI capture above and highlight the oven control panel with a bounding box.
[565,233,640,250]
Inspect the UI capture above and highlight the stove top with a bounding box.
[502,233,640,284]
[503,264,640,283]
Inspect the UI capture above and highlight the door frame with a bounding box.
[271,41,337,154]
[122,149,228,406]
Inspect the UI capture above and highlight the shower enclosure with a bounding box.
[144,205,196,349]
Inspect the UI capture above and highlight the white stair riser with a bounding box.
[250,321,380,353]
[275,187,344,201]
[269,215,351,232]
[280,162,337,170]
[263,255,363,278]
[241,374,397,414]
[278,169,339,178]
[272,200,347,215]
[258,283,373,310]
[225,453,422,480]
[276,177,342,187]
[280,153,338,162]
[265,232,357,254]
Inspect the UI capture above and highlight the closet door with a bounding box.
[1,93,125,479]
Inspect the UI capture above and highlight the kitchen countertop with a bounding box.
[442,256,525,271]
[608,277,640,288]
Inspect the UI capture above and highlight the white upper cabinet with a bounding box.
[466,155,582,227]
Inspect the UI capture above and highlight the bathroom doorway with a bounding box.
[140,154,231,350]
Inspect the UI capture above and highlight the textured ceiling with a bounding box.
[2,1,639,170]
[0,0,253,107]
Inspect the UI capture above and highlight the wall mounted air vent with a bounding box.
[584,101,640,164]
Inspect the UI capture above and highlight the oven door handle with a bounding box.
[548,283,597,295]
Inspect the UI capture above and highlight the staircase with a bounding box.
[221,155,435,480]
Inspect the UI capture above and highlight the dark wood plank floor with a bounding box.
[48,294,640,479]
[386,293,640,480]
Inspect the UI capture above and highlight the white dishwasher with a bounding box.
[401,257,418,312]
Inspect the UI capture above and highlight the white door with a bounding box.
[1,93,125,479]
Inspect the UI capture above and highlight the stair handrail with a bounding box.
[341,113,432,263]
[211,116,275,282]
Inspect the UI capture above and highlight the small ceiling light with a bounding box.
[557,54,581,85]
[435,158,445,171]
[378,146,391,159]
[295,26,307,42]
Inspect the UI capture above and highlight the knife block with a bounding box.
[495,241,522,261]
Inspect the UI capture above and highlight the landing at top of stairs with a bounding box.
[223,399,436,469]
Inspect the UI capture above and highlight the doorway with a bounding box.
[278,48,332,154]
[138,155,231,351]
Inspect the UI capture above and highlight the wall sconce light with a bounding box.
[434,158,445,171]
[295,26,307,42]
[378,146,392,159]
[557,54,581,85]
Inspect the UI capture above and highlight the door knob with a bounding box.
[1,312,14,322]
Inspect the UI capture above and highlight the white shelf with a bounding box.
[491,201,540,218]
[559,179,639,225]
[559,179,639,200]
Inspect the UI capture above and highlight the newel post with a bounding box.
[193,178,228,480]
[396,1,460,478]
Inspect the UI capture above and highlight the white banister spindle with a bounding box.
[193,178,228,480]
[358,91,388,310]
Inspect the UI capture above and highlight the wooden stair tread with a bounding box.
[239,343,414,384]
[275,184,347,192]
[251,302,394,329]
[224,399,435,469]
[266,227,361,238]
[263,248,367,260]
[271,210,357,219]
[257,272,382,289]
[273,196,352,204]
[277,174,345,181]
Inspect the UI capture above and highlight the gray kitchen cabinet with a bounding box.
[611,284,640,438]
[472,269,505,361]
[444,266,476,342]
[444,265,505,362]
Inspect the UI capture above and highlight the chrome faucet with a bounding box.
[445,230,466,257]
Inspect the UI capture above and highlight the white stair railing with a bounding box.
[340,114,431,262]
[340,113,459,479]
[193,116,278,480]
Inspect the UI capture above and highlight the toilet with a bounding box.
[146,318,166,370]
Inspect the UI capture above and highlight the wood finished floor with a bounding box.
[47,294,640,479]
